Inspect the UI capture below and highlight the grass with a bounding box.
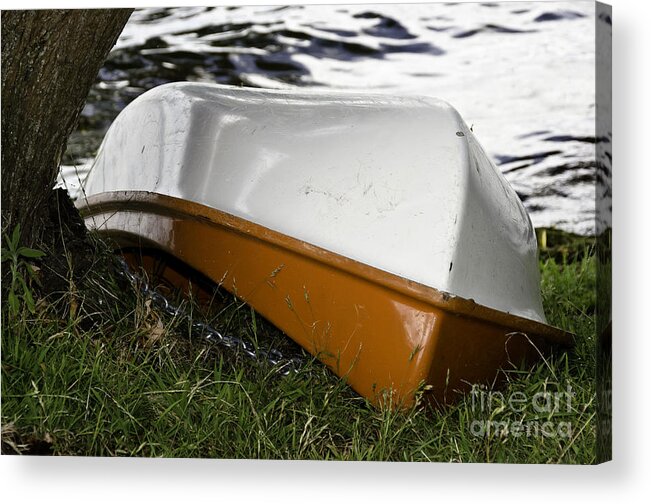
[1,230,597,462]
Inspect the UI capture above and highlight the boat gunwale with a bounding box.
[77,190,574,347]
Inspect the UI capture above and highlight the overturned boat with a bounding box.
[78,82,572,406]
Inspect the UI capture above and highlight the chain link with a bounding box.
[116,257,304,375]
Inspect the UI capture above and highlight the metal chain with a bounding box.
[116,257,304,375]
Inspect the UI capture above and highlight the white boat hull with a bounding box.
[84,82,545,322]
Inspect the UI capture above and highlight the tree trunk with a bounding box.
[1,9,132,248]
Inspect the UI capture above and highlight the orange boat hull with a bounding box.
[79,191,573,407]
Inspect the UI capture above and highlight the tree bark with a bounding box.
[1,9,132,248]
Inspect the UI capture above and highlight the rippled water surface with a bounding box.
[62,1,608,235]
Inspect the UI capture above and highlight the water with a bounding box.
[61,1,605,235]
